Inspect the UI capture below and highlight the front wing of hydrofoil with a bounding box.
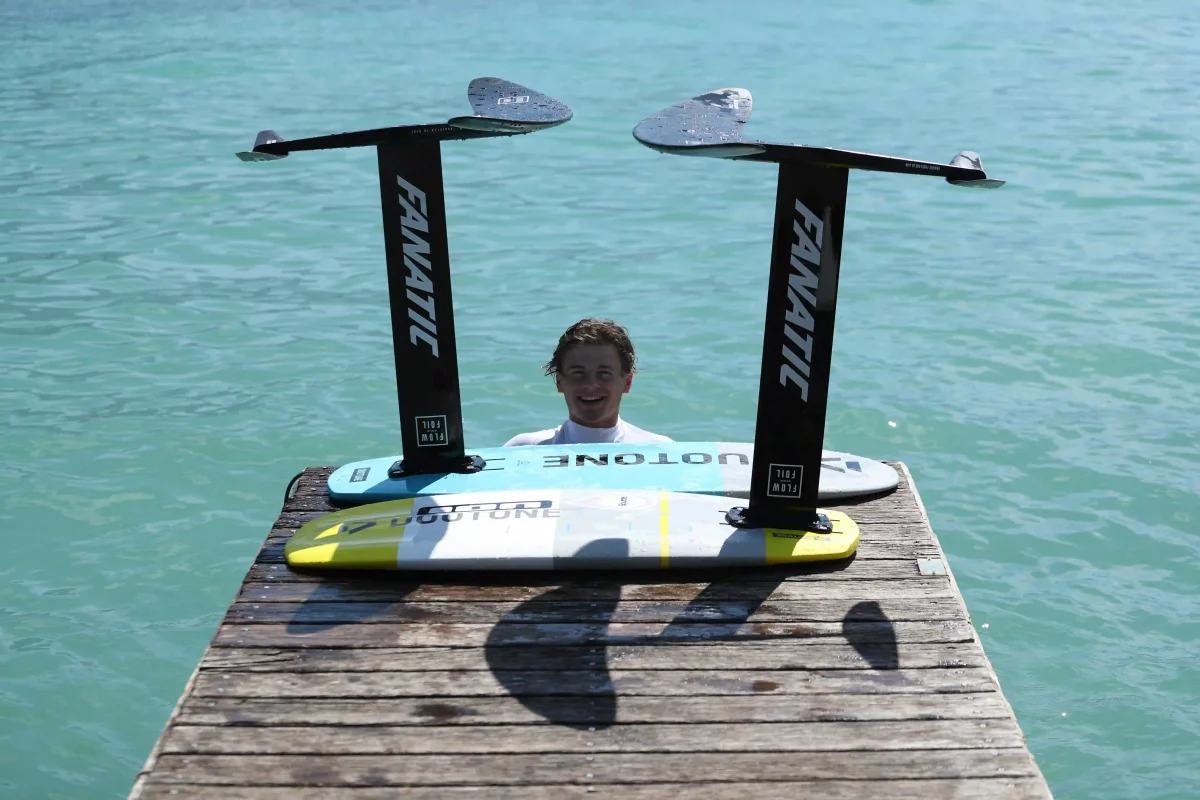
[235,76,572,160]
[632,87,1004,187]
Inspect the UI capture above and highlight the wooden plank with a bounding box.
[135,779,1053,799]
[162,718,1025,755]
[236,574,952,602]
[199,641,987,672]
[178,691,1012,726]
[222,596,963,625]
[190,667,996,698]
[242,557,932,585]
[141,749,1041,786]
[213,619,976,648]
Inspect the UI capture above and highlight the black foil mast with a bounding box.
[237,78,572,475]
[633,88,1003,531]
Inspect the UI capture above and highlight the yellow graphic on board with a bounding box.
[286,498,415,568]
[659,491,670,568]
[763,510,860,563]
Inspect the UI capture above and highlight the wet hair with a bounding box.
[544,318,637,376]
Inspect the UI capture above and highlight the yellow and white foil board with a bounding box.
[285,490,859,570]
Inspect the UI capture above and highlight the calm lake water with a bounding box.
[2,0,1198,796]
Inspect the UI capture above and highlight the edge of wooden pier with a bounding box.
[129,462,1053,799]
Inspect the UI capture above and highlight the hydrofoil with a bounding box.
[275,86,1002,571]
[237,77,572,477]
[633,87,1002,533]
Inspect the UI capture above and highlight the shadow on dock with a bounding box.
[481,543,899,730]
[484,580,623,730]
[843,600,899,670]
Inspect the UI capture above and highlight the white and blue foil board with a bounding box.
[287,490,860,570]
[327,442,897,504]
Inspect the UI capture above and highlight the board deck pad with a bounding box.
[286,490,860,570]
[326,442,898,504]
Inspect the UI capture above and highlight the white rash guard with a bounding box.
[503,418,673,447]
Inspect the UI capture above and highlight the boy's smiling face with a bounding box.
[555,343,632,429]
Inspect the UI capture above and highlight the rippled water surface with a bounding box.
[2,0,1198,797]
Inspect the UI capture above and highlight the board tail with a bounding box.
[634,89,1004,530]
[237,79,572,475]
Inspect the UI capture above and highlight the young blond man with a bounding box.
[504,318,672,446]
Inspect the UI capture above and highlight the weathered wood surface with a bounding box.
[143,749,1038,784]
[190,667,999,698]
[200,641,988,671]
[178,691,1009,726]
[223,596,965,624]
[213,619,977,648]
[130,463,1052,799]
[135,779,1053,800]
[162,718,1026,754]
[238,573,953,600]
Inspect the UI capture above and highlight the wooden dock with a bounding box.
[130,463,1052,799]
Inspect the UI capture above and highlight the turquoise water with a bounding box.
[2,0,1198,796]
